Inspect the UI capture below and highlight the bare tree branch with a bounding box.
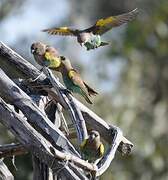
[0,68,79,157]
[0,97,97,173]
[0,143,27,158]
[0,159,14,180]
[43,68,88,145]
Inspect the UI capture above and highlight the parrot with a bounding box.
[31,42,61,69]
[42,8,138,50]
[80,130,104,162]
[30,42,98,104]
[58,56,98,104]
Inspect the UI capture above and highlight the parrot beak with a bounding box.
[80,43,84,47]
[31,49,35,54]
[90,134,96,141]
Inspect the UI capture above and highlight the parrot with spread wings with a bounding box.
[42,8,138,50]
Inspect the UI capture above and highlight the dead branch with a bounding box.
[0,143,27,158]
[43,68,88,145]
[0,68,79,157]
[0,98,97,174]
[0,159,14,180]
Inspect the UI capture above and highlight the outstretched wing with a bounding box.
[42,26,79,36]
[85,8,138,35]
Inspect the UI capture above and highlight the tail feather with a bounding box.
[83,94,93,104]
[84,82,98,96]
[80,90,93,104]
[100,42,109,47]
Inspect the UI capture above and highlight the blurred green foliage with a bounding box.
[0,0,168,180]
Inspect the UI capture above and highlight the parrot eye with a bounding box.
[46,45,50,49]
[95,134,98,137]
[31,47,35,54]
[60,56,66,61]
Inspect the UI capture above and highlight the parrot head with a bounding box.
[31,42,47,56]
[88,130,100,142]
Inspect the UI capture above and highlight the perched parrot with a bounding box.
[31,42,61,69]
[31,42,98,104]
[42,8,138,50]
[58,56,98,104]
[80,130,104,162]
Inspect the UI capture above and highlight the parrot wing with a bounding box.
[68,70,89,94]
[44,52,61,69]
[68,70,93,104]
[99,143,105,157]
[85,8,138,35]
[42,27,79,36]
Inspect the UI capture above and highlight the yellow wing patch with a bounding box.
[44,52,61,68]
[99,143,105,157]
[43,27,75,36]
[68,70,76,79]
[96,17,116,27]
[54,27,71,33]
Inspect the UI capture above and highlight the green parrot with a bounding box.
[59,56,98,104]
[42,8,138,50]
[80,130,104,162]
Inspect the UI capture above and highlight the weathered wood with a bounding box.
[31,96,54,180]
[43,68,88,145]
[74,100,134,154]
[0,98,97,173]
[95,127,123,177]
[32,156,53,180]
[0,143,27,158]
[0,41,42,79]
[0,159,14,180]
[0,68,79,157]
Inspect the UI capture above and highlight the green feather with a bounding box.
[84,35,102,50]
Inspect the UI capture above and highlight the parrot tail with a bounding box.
[81,90,93,104]
[100,42,109,47]
[84,94,93,104]
[84,82,98,96]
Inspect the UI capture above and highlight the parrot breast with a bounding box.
[84,35,101,50]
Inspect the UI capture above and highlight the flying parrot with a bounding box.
[31,42,98,104]
[42,8,138,50]
[80,130,104,162]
